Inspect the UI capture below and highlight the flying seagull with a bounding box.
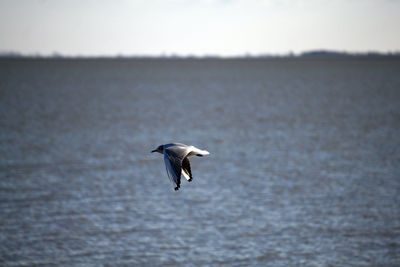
[151,143,210,191]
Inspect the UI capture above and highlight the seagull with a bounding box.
[151,143,210,191]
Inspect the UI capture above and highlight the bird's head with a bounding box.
[151,145,164,154]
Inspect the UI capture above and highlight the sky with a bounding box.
[0,0,399,57]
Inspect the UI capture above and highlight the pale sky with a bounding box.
[0,0,399,56]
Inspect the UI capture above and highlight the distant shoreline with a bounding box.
[1,50,400,60]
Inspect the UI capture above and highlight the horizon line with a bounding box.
[1,49,400,59]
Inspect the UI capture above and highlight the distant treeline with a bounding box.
[1,50,400,59]
[299,50,400,59]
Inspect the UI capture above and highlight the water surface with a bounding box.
[1,58,399,266]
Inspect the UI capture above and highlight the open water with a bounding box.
[1,58,399,266]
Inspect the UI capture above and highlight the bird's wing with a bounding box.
[163,147,189,190]
[182,157,193,182]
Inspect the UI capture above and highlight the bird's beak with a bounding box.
[151,149,157,153]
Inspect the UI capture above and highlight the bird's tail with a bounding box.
[191,146,210,157]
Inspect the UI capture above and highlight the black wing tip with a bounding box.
[188,177,193,182]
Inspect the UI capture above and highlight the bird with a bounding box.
[151,143,210,191]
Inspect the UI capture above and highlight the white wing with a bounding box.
[182,169,191,181]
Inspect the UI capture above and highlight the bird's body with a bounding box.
[152,143,210,191]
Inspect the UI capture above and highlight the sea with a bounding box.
[1,58,399,266]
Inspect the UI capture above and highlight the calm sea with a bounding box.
[1,58,399,266]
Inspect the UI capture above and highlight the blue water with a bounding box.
[1,58,399,266]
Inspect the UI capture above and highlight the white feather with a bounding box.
[188,146,210,156]
[182,169,191,181]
